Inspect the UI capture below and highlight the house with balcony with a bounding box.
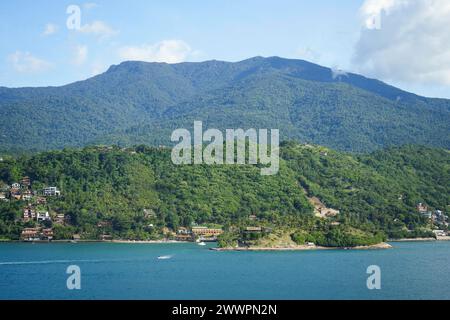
[191,226,223,241]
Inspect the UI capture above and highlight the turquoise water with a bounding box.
[0,241,449,300]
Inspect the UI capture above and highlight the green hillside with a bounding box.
[0,143,447,243]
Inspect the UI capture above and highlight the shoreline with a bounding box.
[211,242,393,252]
[388,236,450,242]
[1,239,190,244]
[3,237,450,245]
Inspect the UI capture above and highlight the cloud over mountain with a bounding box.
[354,0,450,86]
[118,40,192,63]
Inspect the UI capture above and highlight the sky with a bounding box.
[1,0,449,98]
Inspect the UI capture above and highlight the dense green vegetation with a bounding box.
[0,143,447,246]
[0,57,449,153]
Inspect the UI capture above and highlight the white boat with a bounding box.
[157,255,173,260]
[198,242,206,246]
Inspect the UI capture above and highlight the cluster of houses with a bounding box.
[417,203,449,237]
[417,203,448,225]
[0,177,61,203]
[21,227,54,241]
[0,176,64,241]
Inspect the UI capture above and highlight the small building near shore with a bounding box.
[191,227,223,237]
[73,234,81,241]
[21,228,41,241]
[100,234,113,241]
[244,227,263,233]
[42,228,54,240]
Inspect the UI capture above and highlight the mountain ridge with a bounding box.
[0,56,449,153]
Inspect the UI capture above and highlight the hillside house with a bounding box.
[43,187,60,196]
[23,207,36,221]
[97,221,112,228]
[20,176,31,188]
[55,214,66,225]
[37,211,51,222]
[12,193,22,201]
[434,210,448,223]
[143,209,157,218]
[36,197,47,205]
[244,227,263,233]
[318,207,340,218]
[11,183,21,190]
[417,203,428,213]
[22,190,33,201]
[422,211,433,219]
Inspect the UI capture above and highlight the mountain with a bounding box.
[0,143,448,241]
[0,56,449,153]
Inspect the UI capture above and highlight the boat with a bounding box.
[157,255,173,260]
[198,242,206,246]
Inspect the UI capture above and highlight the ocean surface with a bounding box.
[0,241,449,300]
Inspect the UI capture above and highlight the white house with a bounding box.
[37,211,51,222]
[43,187,60,196]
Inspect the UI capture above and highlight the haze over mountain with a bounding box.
[0,56,449,153]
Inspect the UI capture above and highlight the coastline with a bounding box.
[5,237,450,245]
[211,242,393,252]
[1,239,188,244]
[389,236,450,242]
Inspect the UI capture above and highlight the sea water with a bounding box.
[0,241,449,300]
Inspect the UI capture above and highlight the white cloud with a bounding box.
[8,51,51,73]
[118,40,192,63]
[79,21,117,38]
[360,0,408,28]
[73,45,88,65]
[354,0,450,86]
[42,23,58,36]
[331,67,349,80]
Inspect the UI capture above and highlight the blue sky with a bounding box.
[1,0,449,98]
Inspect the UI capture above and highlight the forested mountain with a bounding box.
[0,143,448,241]
[1,57,449,153]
